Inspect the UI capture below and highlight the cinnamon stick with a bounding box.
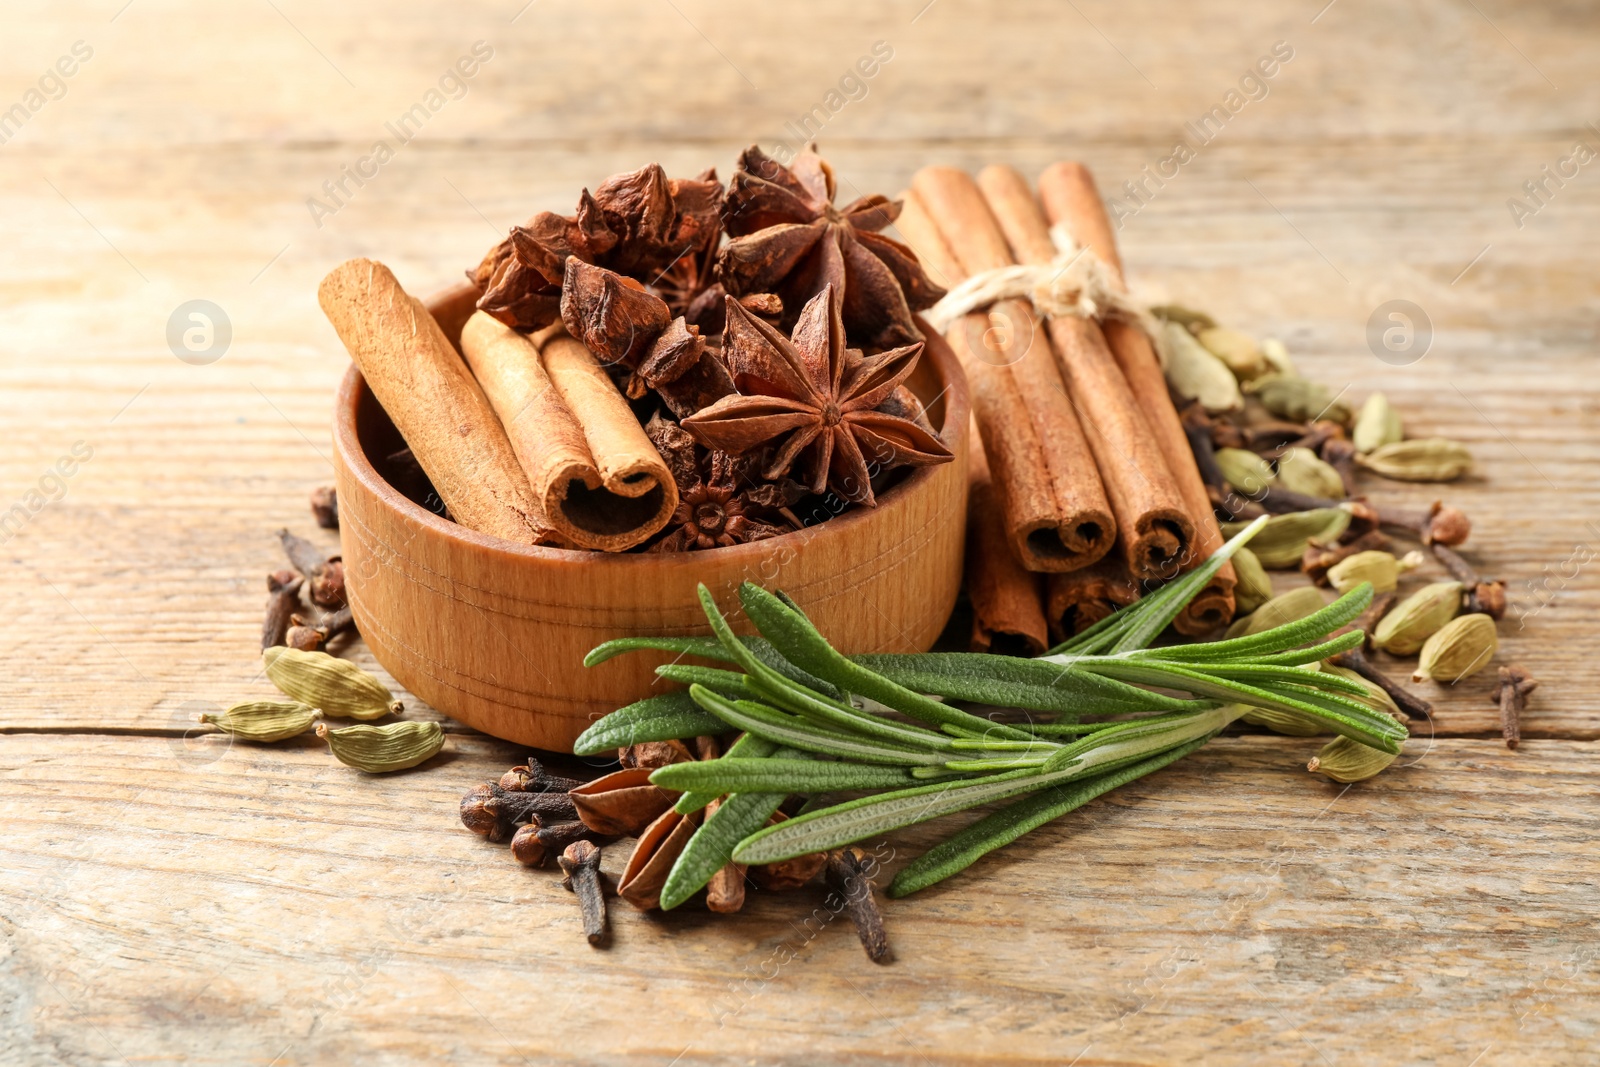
[965,427,1048,656]
[1045,561,1140,643]
[1037,164,1236,634]
[460,313,677,552]
[317,259,555,545]
[903,169,1115,573]
[978,165,1195,582]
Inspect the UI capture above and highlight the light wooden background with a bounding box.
[3,1,1598,1064]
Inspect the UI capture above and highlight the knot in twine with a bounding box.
[924,224,1166,359]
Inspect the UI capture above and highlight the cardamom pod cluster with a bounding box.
[200,700,322,742]
[1357,438,1472,482]
[1197,326,1265,379]
[1275,448,1346,499]
[263,646,403,719]
[1162,321,1242,412]
[1352,392,1403,453]
[1223,509,1351,569]
[316,721,445,772]
[1414,613,1498,684]
[1215,447,1276,496]
[1248,374,1352,425]
[1308,736,1398,782]
[1230,546,1274,615]
[1372,581,1463,655]
[1225,585,1327,639]
[1326,549,1423,595]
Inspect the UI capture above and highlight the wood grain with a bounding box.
[2,734,1597,1066]
[2,1,1598,1063]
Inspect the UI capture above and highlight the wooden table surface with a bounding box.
[4,2,1598,1064]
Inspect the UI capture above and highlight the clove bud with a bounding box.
[1490,664,1538,750]
[1429,543,1506,619]
[262,571,305,651]
[460,781,580,842]
[310,485,339,529]
[510,818,598,866]
[558,840,609,947]
[826,847,892,964]
[277,528,346,609]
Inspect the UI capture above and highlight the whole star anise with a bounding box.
[716,146,946,349]
[680,284,952,507]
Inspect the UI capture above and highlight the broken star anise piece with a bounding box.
[717,145,946,349]
[654,482,789,551]
[680,284,952,507]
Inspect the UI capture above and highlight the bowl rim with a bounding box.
[331,306,970,568]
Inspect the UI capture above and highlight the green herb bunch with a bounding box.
[573,516,1406,904]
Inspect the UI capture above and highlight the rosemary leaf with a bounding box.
[737,584,1036,742]
[571,690,725,756]
[1121,584,1373,663]
[653,758,919,795]
[853,653,1205,715]
[660,781,790,911]
[673,733,777,815]
[887,736,1213,898]
[690,686,949,766]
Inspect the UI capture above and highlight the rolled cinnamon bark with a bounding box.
[905,168,1115,573]
[978,165,1195,582]
[1037,163,1237,635]
[317,259,555,545]
[460,313,677,552]
[965,427,1048,656]
[1045,561,1140,643]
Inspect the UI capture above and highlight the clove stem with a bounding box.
[559,840,609,947]
[1490,664,1538,750]
[826,847,892,963]
[1430,543,1506,619]
[262,571,304,650]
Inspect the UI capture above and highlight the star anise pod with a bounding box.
[473,164,725,333]
[653,481,790,551]
[716,146,946,349]
[680,284,951,507]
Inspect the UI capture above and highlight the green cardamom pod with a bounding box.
[1414,613,1498,684]
[1231,546,1274,615]
[1243,707,1328,736]
[263,647,403,720]
[1215,447,1277,496]
[1351,392,1403,453]
[1372,580,1463,655]
[1259,337,1296,377]
[316,721,445,773]
[1222,508,1352,569]
[1308,736,1398,782]
[1224,585,1327,639]
[1248,374,1352,425]
[1326,549,1423,595]
[1161,321,1242,412]
[1197,327,1266,380]
[1322,665,1403,721]
[200,700,322,742]
[1357,438,1472,482]
[1275,448,1346,499]
[1151,304,1217,333]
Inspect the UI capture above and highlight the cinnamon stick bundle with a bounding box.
[903,168,1115,573]
[977,165,1196,583]
[1037,163,1237,635]
[317,259,555,545]
[1045,561,1140,643]
[460,312,678,552]
[965,427,1048,656]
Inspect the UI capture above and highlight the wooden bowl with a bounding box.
[331,282,970,752]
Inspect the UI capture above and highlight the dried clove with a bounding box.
[510,818,598,866]
[310,485,339,529]
[284,614,326,652]
[499,759,586,794]
[262,571,304,651]
[277,528,346,608]
[826,847,892,964]
[1490,664,1538,750]
[1319,436,1360,497]
[1378,500,1471,547]
[559,840,609,947]
[460,781,580,842]
[1430,543,1507,619]
[1327,645,1432,720]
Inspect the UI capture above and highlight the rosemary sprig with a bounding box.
[577,517,1408,900]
